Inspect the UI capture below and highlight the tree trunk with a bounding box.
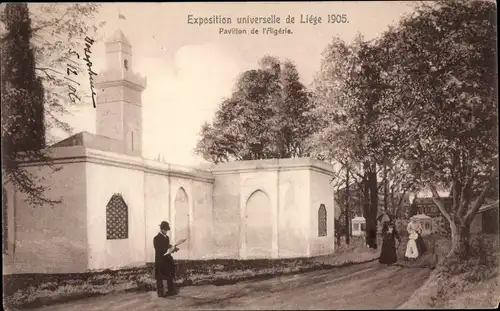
[447,220,471,259]
[368,169,379,249]
[363,172,372,248]
[362,166,378,249]
[345,168,350,245]
[383,165,388,212]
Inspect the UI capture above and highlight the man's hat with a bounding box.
[160,221,170,230]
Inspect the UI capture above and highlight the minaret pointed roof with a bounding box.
[107,29,131,45]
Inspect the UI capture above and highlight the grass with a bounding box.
[399,233,500,309]
[135,246,380,291]
[3,247,379,310]
[3,267,146,310]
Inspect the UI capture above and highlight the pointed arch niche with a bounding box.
[245,189,272,259]
[174,187,190,258]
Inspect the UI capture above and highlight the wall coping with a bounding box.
[18,146,215,183]
[17,149,335,181]
[207,158,335,176]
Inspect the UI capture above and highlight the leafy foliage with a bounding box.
[195,56,318,163]
[1,3,103,206]
[28,3,104,143]
[377,0,498,257]
[1,3,57,206]
[310,0,497,254]
[309,34,412,248]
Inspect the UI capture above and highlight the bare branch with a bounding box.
[464,171,497,224]
[430,184,453,224]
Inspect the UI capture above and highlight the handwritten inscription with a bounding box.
[66,49,82,104]
[83,37,98,108]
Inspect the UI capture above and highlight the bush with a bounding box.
[428,234,500,306]
[439,234,499,281]
[432,216,451,237]
[334,235,365,252]
[399,233,499,309]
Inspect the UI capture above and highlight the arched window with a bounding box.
[318,204,327,237]
[106,194,129,240]
[3,188,8,254]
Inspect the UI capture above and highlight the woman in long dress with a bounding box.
[405,219,420,260]
[415,221,428,255]
[379,221,401,265]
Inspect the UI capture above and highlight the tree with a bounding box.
[1,4,45,151]
[310,35,394,249]
[195,55,317,163]
[275,60,319,158]
[379,0,498,258]
[1,3,103,206]
[1,4,104,141]
[1,3,56,206]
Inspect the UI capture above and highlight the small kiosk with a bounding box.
[352,216,366,237]
[410,214,432,236]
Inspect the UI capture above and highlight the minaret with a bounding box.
[95,29,147,157]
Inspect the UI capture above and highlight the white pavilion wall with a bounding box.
[309,169,335,256]
[239,170,279,259]
[85,158,146,271]
[168,175,214,260]
[211,159,333,260]
[277,170,310,258]
[212,173,241,259]
[144,172,170,263]
[3,157,88,274]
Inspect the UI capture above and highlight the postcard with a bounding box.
[1,2,498,310]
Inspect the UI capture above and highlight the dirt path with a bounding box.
[33,261,431,310]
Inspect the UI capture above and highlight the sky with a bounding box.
[53,2,418,166]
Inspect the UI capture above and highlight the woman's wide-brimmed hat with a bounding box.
[159,221,170,230]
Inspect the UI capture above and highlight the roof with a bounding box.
[411,214,432,220]
[107,29,131,45]
[414,197,453,204]
[478,200,499,213]
[50,131,126,154]
[352,216,366,222]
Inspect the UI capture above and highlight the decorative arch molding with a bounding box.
[242,188,272,208]
[241,188,275,259]
[245,189,271,205]
[171,183,194,259]
[175,187,189,203]
[169,180,193,226]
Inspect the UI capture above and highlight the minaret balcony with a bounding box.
[95,70,147,91]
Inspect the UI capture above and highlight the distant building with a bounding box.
[411,197,453,218]
[410,214,433,236]
[334,185,410,221]
[471,200,499,234]
[351,216,366,237]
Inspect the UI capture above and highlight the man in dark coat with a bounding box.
[153,221,178,297]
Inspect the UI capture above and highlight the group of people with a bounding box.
[154,214,427,298]
[379,212,428,265]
